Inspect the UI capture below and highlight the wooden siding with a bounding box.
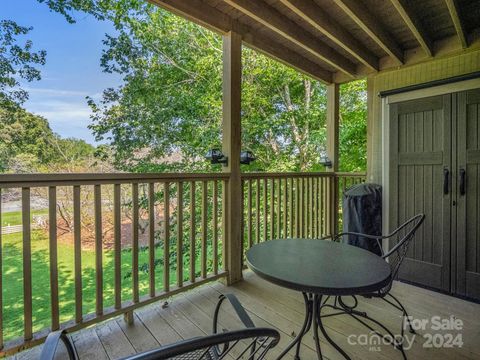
[367,48,480,183]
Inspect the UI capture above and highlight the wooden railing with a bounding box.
[0,171,365,355]
[0,173,229,355]
[240,172,366,255]
[334,172,368,234]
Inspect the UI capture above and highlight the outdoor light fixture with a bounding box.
[240,150,256,165]
[319,151,333,168]
[205,148,228,166]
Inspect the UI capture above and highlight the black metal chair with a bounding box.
[326,214,425,342]
[39,294,280,360]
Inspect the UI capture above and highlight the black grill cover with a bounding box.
[342,183,382,256]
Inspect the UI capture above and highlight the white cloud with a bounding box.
[22,88,100,143]
[24,87,89,97]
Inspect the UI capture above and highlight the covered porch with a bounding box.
[9,272,480,359]
[1,0,480,358]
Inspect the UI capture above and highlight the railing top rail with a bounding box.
[334,172,367,177]
[0,172,230,188]
[240,172,335,179]
[0,171,366,188]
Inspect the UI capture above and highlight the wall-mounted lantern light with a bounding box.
[205,148,228,166]
[240,150,256,165]
[319,151,333,168]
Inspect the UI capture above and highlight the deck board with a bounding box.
[14,270,480,360]
[114,315,159,353]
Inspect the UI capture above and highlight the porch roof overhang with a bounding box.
[149,0,480,84]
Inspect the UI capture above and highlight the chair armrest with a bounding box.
[40,330,78,360]
[213,294,255,334]
[123,328,280,360]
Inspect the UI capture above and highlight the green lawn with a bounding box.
[1,209,48,227]
[2,229,215,342]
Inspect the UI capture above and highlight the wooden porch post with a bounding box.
[222,30,243,285]
[326,83,340,235]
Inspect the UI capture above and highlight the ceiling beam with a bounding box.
[244,33,333,84]
[222,0,357,77]
[389,0,433,57]
[148,0,333,83]
[278,0,378,71]
[332,0,404,65]
[445,0,468,48]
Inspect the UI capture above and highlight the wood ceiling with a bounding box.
[149,0,480,84]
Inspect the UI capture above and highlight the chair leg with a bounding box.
[386,293,416,335]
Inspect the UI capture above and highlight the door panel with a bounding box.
[389,95,451,291]
[456,89,480,300]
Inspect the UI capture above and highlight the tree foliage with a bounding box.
[0,107,95,172]
[2,0,367,174]
[85,3,363,173]
[0,20,46,108]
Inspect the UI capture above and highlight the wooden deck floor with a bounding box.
[11,271,480,360]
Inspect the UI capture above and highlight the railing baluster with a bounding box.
[310,177,318,238]
[177,182,184,286]
[94,185,103,315]
[247,180,252,249]
[113,184,121,310]
[322,177,327,237]
[289,177,293,238]
[307,178,312,238]
[263,179,267,242]
[0,189,2,349]
[295,178,300,238]
[299,178,304,238]
[22,188,32,340]
[73,186,82,323]
[201,181,207,279]
[213,181,218,275]
[276,179,281,238]
[255,179,260,244]
[148,182,155,297]
[241,179,245,258]
[317,177,321,237]
[190,181,196,282]
[270,179,275,240]
[221,180,228,272]
[282,178,287,238]
[132,183,139,303]
[164,182,170,290]
[48,186,59,330]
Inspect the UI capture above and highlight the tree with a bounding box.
[0,20,46,108]
[0,106,96,172]
[340,80,367,172]
[0,107,56,171]
[86,4,336,173]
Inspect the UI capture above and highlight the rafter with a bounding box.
[279,0,378,71]
[222,0,357,77]
[243,33,333,84]
[389,0,433,57]
[445,0,468,48]
[149,0,333,83]
[331,0,404,65]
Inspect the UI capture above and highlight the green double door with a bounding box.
[389,88,480,300]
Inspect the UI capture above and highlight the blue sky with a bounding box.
[3,0,123,144]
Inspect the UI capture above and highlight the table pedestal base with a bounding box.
[276,293,407,360]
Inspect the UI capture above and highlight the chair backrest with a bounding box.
[41,328,280,360]
[124,328,280,360]
[379,214,425,295]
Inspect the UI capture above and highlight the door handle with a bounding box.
[459,168,466,196]
[443,168,449,195]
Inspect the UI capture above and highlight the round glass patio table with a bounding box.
[246,239,392,360]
